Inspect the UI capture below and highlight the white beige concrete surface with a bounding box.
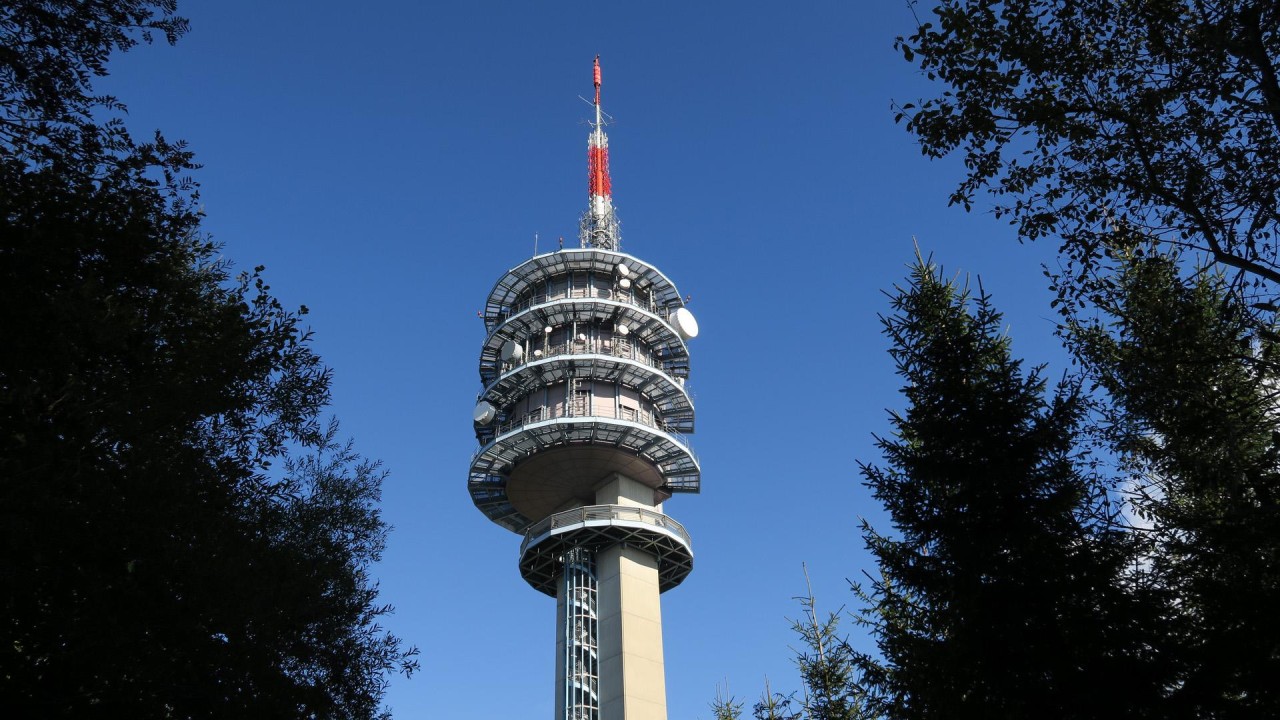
[596,539,666,720]
[594,473,657,509]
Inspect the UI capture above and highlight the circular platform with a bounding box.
[518,504,694,596]
[478,297,690,387]
[478,353,694,438]
[482,249,688,330]
[469,416,700,533]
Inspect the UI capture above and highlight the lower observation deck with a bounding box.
[469,415,700,533]
[519,504,694,596]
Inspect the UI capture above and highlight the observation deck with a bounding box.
[481,249,688,333]
[468,405,700,533]
[519,504,694,596]
[476,248,694,388]
[478,351,695,438]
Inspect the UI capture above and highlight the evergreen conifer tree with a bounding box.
[854,256,1152,720]
[1070,250,1280,718]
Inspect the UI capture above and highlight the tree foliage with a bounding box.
[1069,247,1280,717]
[853,255,1155,719]
[789,571,868,720]
[895,2,1280,713]
[0,0,189,168]
[896,0,1280,298]
[711,683,746,720]
[0,2,415,716]
[708,577,872,720]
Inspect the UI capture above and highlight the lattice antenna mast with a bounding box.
[581,55,621,251]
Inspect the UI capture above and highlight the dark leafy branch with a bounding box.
[897,0,1280,300]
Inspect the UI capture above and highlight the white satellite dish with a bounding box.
[671,307,699,340]
[473,401,497,425]
[544,325,554,334]
[616,263,631,277]
[617,324,630,336]
[533,349,544,358]
[619,277,632,290]
[500,340,524,362]
[576,333,587,343]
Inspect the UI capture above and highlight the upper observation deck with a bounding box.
[476,352,695,441]
[480,249,690,334]
[477,297,691,388]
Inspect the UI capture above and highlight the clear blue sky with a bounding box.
[101,2,1069,717]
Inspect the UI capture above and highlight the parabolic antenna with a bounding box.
[501,340,524,362]
[671,307,699,340]
[473,401,497,425]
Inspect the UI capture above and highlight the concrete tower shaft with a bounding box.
[469,59,700,720]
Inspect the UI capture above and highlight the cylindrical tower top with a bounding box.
[468,58,700,534]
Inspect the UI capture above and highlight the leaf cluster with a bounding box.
[0,0,189,169]
[897,0,1280,299]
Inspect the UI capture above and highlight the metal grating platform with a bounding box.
[478,298,690,386]
[519,505,694,596]
[483,249,688,332]
[469,417,700,533]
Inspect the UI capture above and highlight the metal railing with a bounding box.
[499,338,666,374]
[520,504,691,556]
[493,286,670,325]
[481,401,692,450]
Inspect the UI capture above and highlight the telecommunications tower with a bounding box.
[469,57,701,720]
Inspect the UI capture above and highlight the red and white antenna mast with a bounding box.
[581,55,621,251]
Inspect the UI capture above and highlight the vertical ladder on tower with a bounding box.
[562,547,599,720]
